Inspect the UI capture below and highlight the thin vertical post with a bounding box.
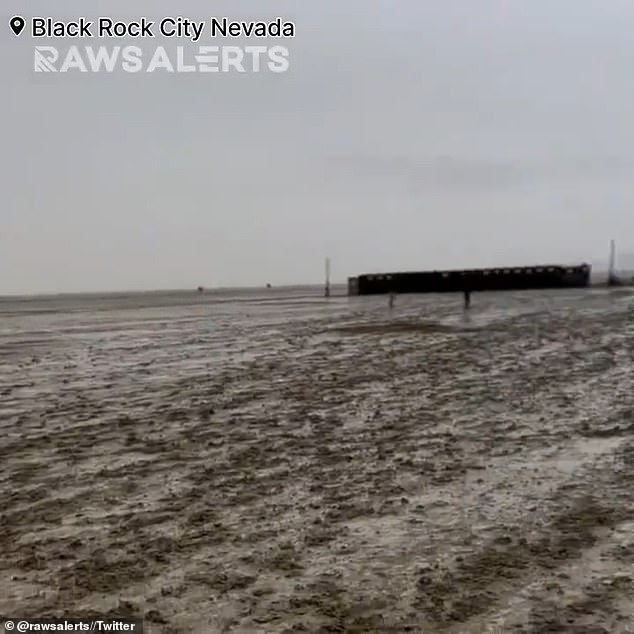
[325,257,331,297]
[608,239,616,284]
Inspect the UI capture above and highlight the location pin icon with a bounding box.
[10,16,25,36]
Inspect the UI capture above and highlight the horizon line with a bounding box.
[0,282,348,301]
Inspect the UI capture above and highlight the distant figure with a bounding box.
[389,291,396,309]
[266,283,272,289]
[197,286,204,293]
[463,289,471,310]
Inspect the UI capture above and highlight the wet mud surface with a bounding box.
[1,288,633,632]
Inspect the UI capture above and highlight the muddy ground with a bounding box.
[1,288,633,633]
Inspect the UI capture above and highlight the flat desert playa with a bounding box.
[1,287,633,633]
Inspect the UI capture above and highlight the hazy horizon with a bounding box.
[4,0,634,294]
[2,264,632,300]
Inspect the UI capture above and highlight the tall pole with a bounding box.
[325,257,331,297]
[608,239,616,284]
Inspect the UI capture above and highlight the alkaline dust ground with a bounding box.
[1,288,634,633]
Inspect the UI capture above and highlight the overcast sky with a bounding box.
[2,0,634,294]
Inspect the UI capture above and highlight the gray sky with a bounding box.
[2,0,634,294]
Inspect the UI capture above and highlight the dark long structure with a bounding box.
[347,263,591,295]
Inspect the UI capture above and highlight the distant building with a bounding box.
[348,263,591,295]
